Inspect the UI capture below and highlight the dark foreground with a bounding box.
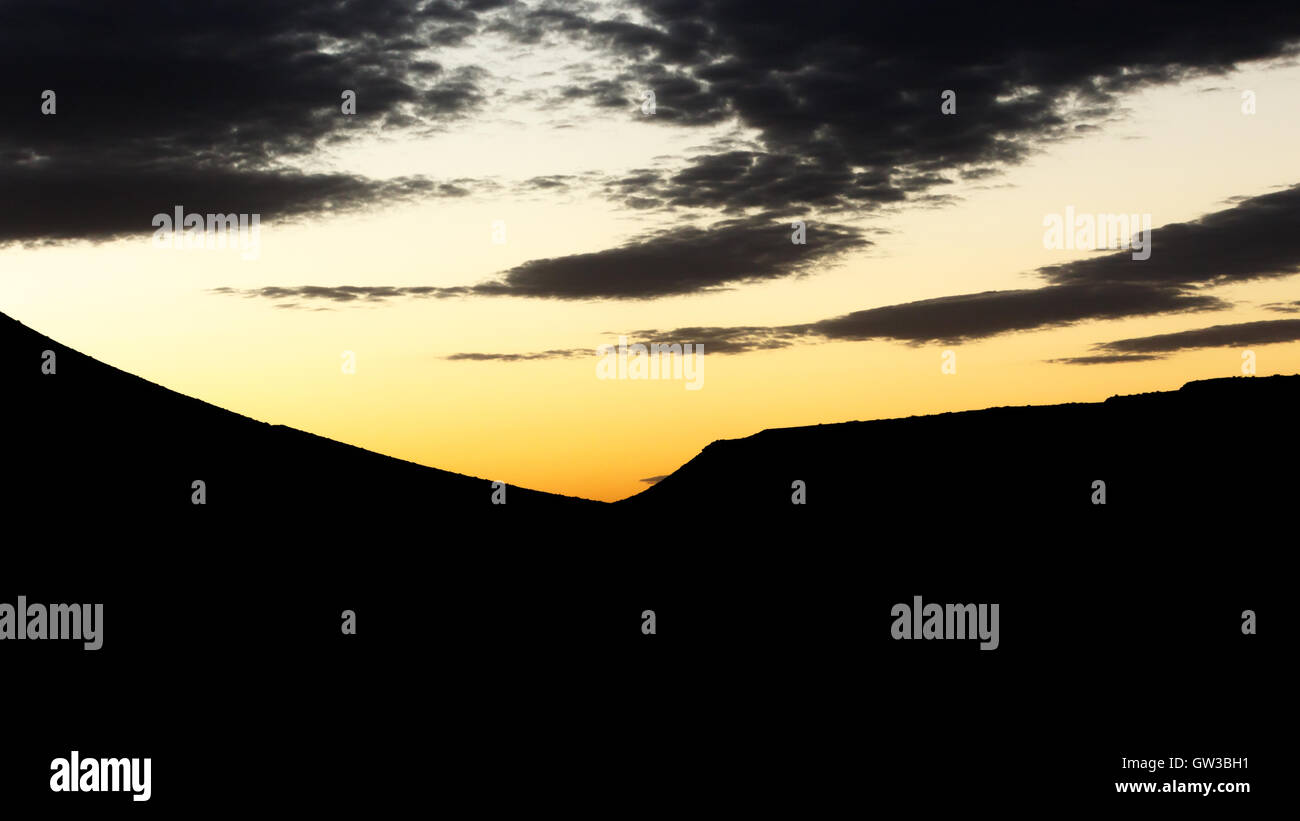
[1,311,1285,815]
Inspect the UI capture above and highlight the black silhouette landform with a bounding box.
[1,310,595,519]
[621,372,1299,518]
[5,307,1296,530]
[2,308,1282,811]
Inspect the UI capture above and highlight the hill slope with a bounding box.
[1,311,598,522]
[620,374,1300,522]
[7,307,1294,547]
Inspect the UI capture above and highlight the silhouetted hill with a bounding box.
[7,306,1294,558]
[620,374,1300,525]
[1,310,597,524]
[2,311,1284,815]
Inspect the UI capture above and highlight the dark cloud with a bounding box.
[1086,318,1300,354]
[521,175,577,190]
[800,284,1225,345]
[473,215,867,299]
[648,152,908,213]
[435,177,1300,357]
[440,283,1226,359]
[149,2,1300,364]
[0,0,507,244]
[556,78,634,109]
[1039,184,1300,287]
[216,216,868,302]
[617,325,808,354]
[211,284,459,305]
[445,348,588,361]
[1262,300,1300,313]
[2,170,467,246]
[440,325,806,360]
[232,180,1300,371]
[507,1,1300,212]
[1045,354,1166,365]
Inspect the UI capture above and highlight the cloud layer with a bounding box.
[503,1,1300,212]
[0,0,506,244]
[440,185,1300,359]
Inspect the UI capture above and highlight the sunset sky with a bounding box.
[3,1,1300,501]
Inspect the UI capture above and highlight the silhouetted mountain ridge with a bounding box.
[6,308,1294,533]
[621,374,1299,517]
[1,310,596,518]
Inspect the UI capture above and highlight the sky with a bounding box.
[3,1,1300,501]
